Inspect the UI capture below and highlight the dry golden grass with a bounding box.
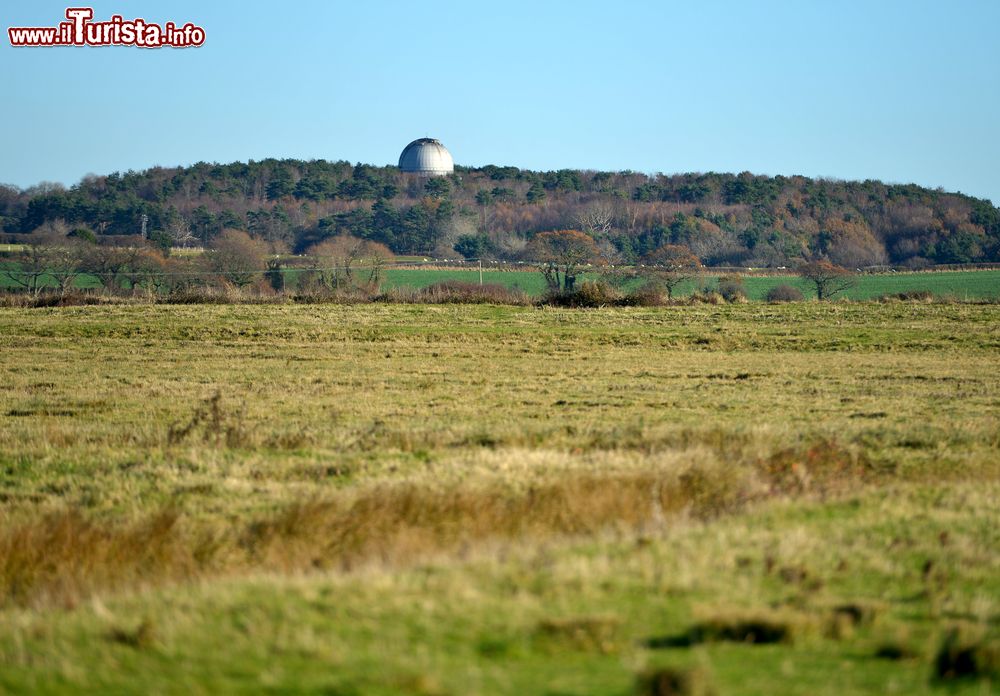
[1,441,873,608]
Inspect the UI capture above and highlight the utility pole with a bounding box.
[478,259,483,286]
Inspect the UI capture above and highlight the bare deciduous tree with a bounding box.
[2,242,51,294]
[3,224,85,295]
[577,202,615,238]
[80,243,143,293]
[524,230,603,292]
[207,230,267,288]
[639,244,702,299]
[798,260,856,300]
[168,218,197,248]
[45,240,85,294]
[122,248,168,294]
[307,236,394,290]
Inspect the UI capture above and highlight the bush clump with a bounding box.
[688,291,725,305]
[543,281,622,307]
[620,284,667,306]
[416,281,529,305]
[0,291,118,308]
[880,290,934,302]
[766,284,805,303]
[717,275,747,303]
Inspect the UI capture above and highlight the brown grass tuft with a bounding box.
[759,439,871,495]
[536,614,622,653]
[933,624,1000,682]
[874,626,920,661]
[831,601,882,627]
[107,618,157,649]
[167,391,249,448]
[636,666,717,696]
[649,609,812,648]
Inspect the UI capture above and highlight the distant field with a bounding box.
[0,303,997,693]
[3,262,997,300]
[382,268,1000,300]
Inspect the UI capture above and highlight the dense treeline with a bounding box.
[2,159,998,267]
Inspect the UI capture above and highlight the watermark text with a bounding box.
[8,7,205,48]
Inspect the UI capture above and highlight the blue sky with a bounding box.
[2,0,998,203]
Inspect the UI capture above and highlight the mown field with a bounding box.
[0,303,998,694]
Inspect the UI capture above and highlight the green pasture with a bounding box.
[2,260,998,300]
[0,303,997,693]
[381,268,1000,300]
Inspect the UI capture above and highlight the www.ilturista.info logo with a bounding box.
[8,7,205,48]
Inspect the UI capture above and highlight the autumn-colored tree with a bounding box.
[821,216,887,268]
[207,229,268,288]
[149,255,194,294]
[307,236,394,290]
[6,161,998,269]
[524,229,602,292]
[122,248,169,293]
[798,260,855,300]
[640,244,702,299]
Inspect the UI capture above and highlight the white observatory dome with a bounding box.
[398,138,454,176]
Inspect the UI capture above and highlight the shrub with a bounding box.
[620,284,667,307]
[290,286,376,305]
[164,286,285,305]
[688,291,724,305]
[543,280,621,307]
[766,284,804,303]
[717,275,747,303]
[418,281,529,305]
[880,290,933,302]
[0,291,119,308]
[373,282,529,305]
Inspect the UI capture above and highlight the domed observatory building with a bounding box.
[398,138,454,176]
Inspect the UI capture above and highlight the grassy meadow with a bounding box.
[0,302,998,694]
[378,268,1000,301]
[1,256,999,300]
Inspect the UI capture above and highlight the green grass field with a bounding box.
[0,303,998,694]
[379,268,1000,301]
[2,261,999,300]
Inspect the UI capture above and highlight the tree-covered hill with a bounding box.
[2,160,998,267]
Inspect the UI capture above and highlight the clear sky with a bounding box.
[2,0,999,203]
